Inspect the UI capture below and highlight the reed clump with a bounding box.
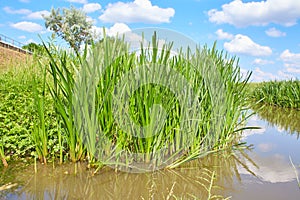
[0,33,252,170]
[251,80,300,109]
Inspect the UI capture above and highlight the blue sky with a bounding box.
[1,0,300,82]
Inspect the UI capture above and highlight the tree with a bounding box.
[22,42,45,55]
[43,6,92,52]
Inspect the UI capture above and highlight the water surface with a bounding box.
[1,106,300,199]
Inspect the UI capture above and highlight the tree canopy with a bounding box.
[22,42,45,54]
[43,6,92,52]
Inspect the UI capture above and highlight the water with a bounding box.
[1,106,300,199]
[225,105,300,200]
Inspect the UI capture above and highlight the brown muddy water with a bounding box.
[1,106,300,200]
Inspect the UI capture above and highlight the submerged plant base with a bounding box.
[1,150,245,200]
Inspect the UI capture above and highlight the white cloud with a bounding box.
[241,115,266,139]
[265,27,286,37]
[238,153,296,183]
[3,6,31,15]
[83,3,102,13]
[87,16,97,24]
[65,0,87,4]
[91,23,132,39]
[18,35,26,39]
[3,7,50,20]
[240,68,252,80]
[99,0,175,24]
[26,10,50,20]
[215,29,234,40]
[224,34,272,56]
[107,23,131,37]
[285,67,300,74]
[25,39,37,44]
[253,58,274,65]
[11,21,43,33]
[19,0,30,3]
[208,0,300,27]
[277,70,297,79]
[242,127,266,138]
[258,143,276,152]
[279,50,300,75]
[252,67,277,82]
[280,49,300,67]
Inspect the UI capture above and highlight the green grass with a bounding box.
[251,80,300,109]
[0,58,58,166]
[0,33,252,170]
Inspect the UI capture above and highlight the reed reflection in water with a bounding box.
[0,148,254,200]
[252,104,300,138]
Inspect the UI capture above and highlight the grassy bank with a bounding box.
[0,58,59,167]
[0,34,251,170]
[251,80,300,109]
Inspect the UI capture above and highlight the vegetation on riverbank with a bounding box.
[251,80,300,109]
[0,34,251,170]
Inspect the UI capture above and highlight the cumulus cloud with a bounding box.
[224,34,272,56]
[279,50,300,74]
[11,21,43,33]
[241,115,266,139]
[277,70,298,79]
[265,27,286,37]
[91,23,132,39]
[83,3,102,13]
[3,7,50,20]
[208,0,300,27]
[238,153,296,183]
[242,126,266,138]
[280,49,300,67]
[86,16,97,24]
[252,67,277,82]
[3,6,31,15]
[285,68,300,74]
[26,10,50,19]
[258,143,276,152]
[65,0,87,4]
[106,23,131,36]
[99,0,175,24]
[253,58,274,65]
[215,29,233,40]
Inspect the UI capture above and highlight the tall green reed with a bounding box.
[31,63,48,164]
[252,80,300,109]
[38,31,252,170]
[43,43,84,162]
[72,34,252,170]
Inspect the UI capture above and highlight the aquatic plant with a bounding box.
[43,43,85,162]
[31,62,48,164]
[251,80,300,109]
[68,32,251,170]
[0,31,252,169]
